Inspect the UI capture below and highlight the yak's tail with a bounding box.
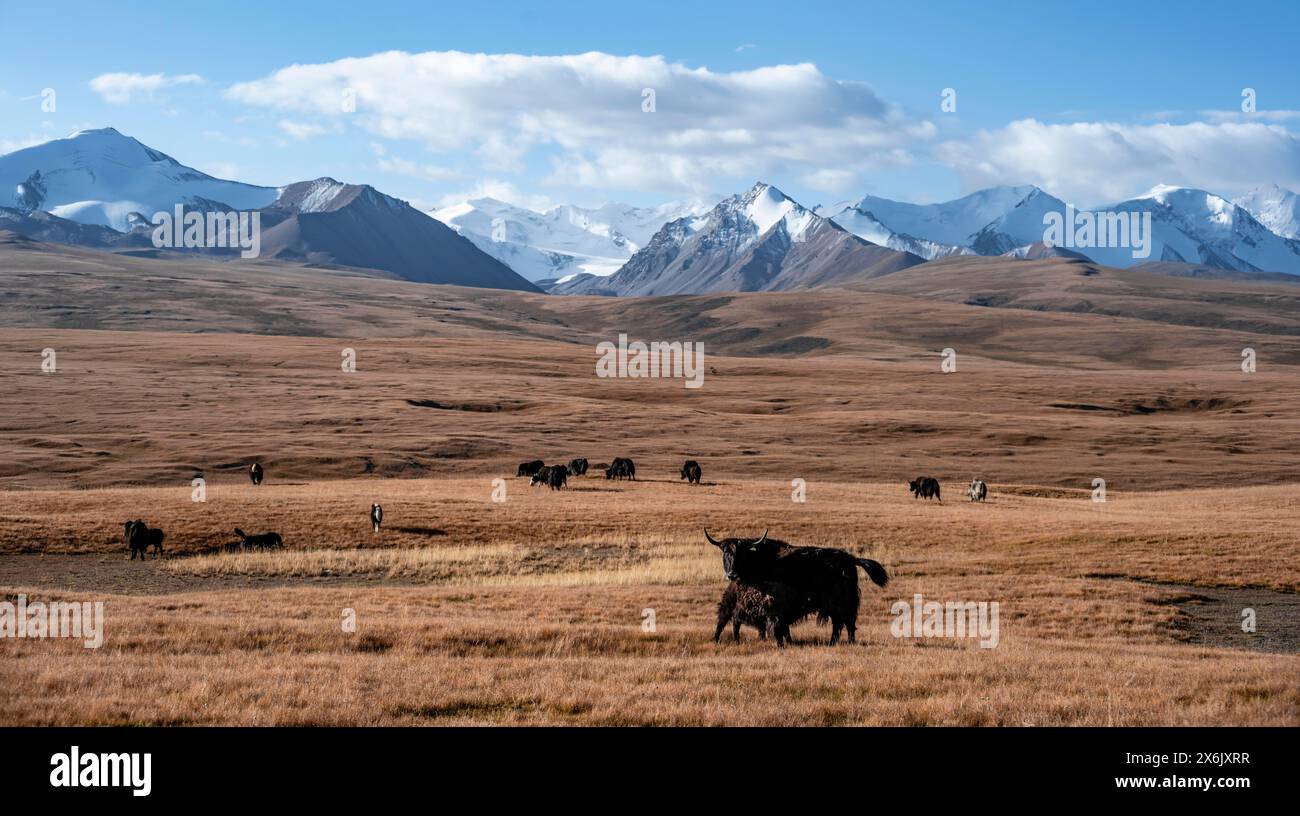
[855,558,889,588]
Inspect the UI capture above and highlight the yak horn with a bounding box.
[752,528,768,547]
[704,528,722,547]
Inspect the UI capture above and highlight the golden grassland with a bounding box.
[2,246,1299,724]
[1,477,1296,725]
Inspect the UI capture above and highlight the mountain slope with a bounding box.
[0,128,277,231]
[431,197,711,282]
[1080,186,1300,275]
[259,179,541,291]
[553,183,922,296]
[0,129,540,292]
[1235,184,1300,240]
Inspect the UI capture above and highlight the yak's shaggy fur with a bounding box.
[706,530,888,645]
[714,579,819,647]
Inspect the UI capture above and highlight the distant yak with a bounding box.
[706,529,888,646]
[234,528,283,550]
[371,503,383,533]
[517,459,545,478]
[249,462,264,486]
[680,460,702,484]
[567,458,589,477]
[967,479,988,502]
[605,457,636,481]
[123,520,164,560]
[909,476,941,501]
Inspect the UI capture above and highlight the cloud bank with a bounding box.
[225,50,934,194]
[937,119,1300,205]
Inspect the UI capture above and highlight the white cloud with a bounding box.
[432,179,557,213]
[801,167,862,193]
[197,161,245,180]
[226,50,934,194]
[278,119,332,140]
[0,134,48,154]
[936,118,1300,205]
[1200,109,1300,123]
[89,72,203,104]
[375,156,461,182]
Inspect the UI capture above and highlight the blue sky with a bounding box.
[1,0,1298,210]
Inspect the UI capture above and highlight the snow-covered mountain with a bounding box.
[1234,184,1300,240]
[553,182,922,296]
[813,204,973,260]
[820,183,1300,276]
[0,129,539,291]
[818,185,1056,259]
[248,178,538,291]
[0,128,277,231]
[430,197,713,283]
[1079,185,1300,275]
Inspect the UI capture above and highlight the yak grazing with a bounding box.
[517,459,545,477]
[567,458,589,477]
[909,476,941,501]
[706,529,888,646]
[547,466,568,490]
[967,479,988,502]
[249,462,264,486]
[123,520,164,560]
[234,528,284,550]
[680,460,702,484]
[605,457,636,480]
[530,466,568,490]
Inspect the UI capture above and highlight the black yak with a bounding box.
[547,466,568,490]
[908,476,941,501]
[706,529,888,646]
[124,520,164,560]
[234,528,284,550]
[530,466,553,486]
[249,462,264,486]
[567,458,589,477]
[967,479,988,502]
[605,457,636,480]
[680,459,702,484]
[517,459,545,477]
[714,579,818,647]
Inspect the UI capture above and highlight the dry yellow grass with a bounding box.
[1,478,1296,726]
[3,246,1299,725]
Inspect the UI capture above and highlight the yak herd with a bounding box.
[117,457,992,649]
[517,455,650,488]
